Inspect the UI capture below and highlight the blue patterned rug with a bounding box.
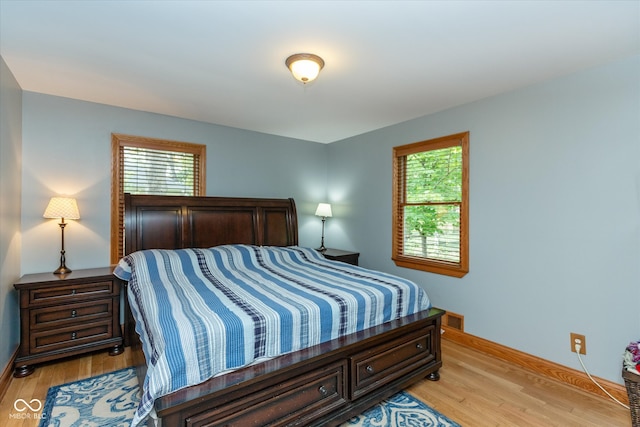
[40,367,460,426]
[343,390,461,427]
[40,368,138,427]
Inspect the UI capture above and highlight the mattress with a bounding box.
[114,244,431,426]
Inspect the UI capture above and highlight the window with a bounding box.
[110,133,206,263]
[392,132,469,277]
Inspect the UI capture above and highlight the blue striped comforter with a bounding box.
[114,245,431,426]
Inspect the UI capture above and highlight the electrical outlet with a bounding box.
[570,333,586,355]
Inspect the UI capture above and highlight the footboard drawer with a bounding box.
[185,360,348,427]
[351,326,436,399]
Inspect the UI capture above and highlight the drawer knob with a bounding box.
[318,385,328,396]
[71,310,77,318]
[366,365,375,374]
[416,343,424,350]
[71,289,76,295]
[71,332,77,339]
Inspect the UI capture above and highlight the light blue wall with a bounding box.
[326,54,640,384]
[4,53,638,387]
[0,56,22,374]
[20,93,328,274]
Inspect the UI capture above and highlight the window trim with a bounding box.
[392,131,469,278]
[110,133,206,263]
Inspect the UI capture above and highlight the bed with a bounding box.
[119,194,443,427]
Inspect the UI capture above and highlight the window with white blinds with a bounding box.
[110,134,206,263]
[122,146,199,195]
[392,132,469,277]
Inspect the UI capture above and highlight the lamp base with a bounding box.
[54,246,71,275]
[53,265,72,275]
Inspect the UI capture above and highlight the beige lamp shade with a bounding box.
[315,203,332,218]
[43,197,80,220]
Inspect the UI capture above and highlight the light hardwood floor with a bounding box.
[1,347,135,427]
[0,339,632,426]
[408,340,631,426]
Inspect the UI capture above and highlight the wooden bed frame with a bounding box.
[122,193,443,427]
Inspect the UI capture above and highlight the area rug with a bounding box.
[40,368,139,427]
[40,367,461,427]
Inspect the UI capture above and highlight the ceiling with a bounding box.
[1,1,638,144]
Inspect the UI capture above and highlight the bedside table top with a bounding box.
[320,248,360,257]
[14,266,116,287]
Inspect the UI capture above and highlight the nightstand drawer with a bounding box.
[30,299,113,329]
[30,320,113,354]
[28,281,114,306]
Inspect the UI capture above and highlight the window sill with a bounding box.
[392,256,468,278]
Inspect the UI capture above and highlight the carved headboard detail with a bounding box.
[124,194,298,255]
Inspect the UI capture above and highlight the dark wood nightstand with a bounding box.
[320,248,360,266]
[13,267,123,377]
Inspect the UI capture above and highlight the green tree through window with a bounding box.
[393,132,468,277]
[403,146,462,262]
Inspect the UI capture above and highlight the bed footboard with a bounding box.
[129,307,443,427]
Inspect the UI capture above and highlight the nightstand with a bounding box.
[320,248,360,266]
[13,267,123,377]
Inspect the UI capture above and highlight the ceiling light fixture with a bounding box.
[285,53,325,84]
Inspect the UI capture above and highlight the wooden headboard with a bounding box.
[124,194,298,255]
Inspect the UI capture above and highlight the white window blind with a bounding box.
[121,146,199,196]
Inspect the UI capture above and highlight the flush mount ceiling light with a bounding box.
[285,53,325,84]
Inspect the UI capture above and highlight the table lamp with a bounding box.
[43,197,80,274]
[315,203,332,252]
